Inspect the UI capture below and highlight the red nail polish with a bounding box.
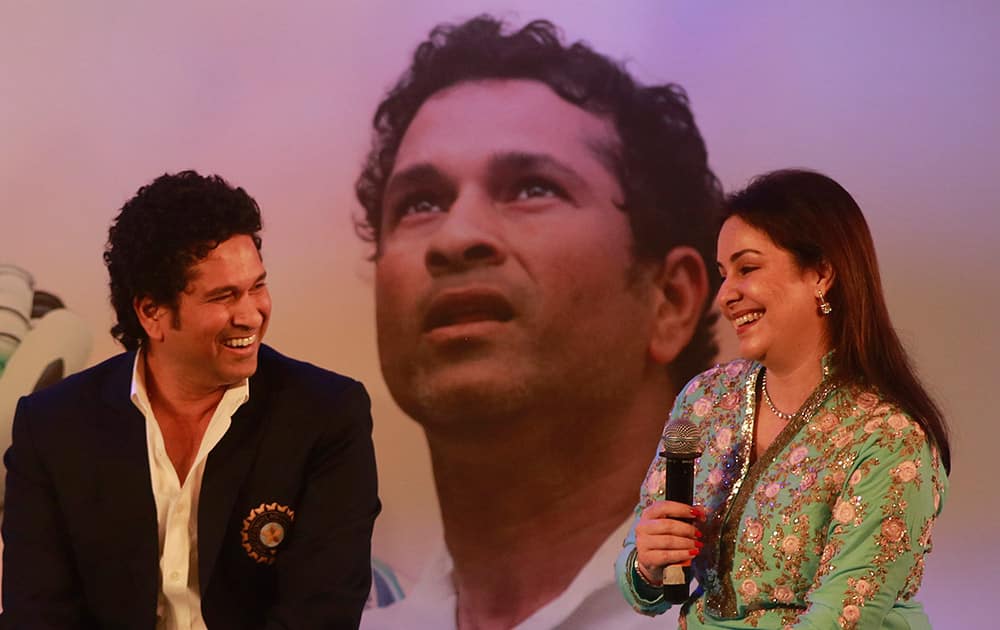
[695,530,703,539]
[695,540,704,549]
[689,508,700,518]
[689,548,699,556]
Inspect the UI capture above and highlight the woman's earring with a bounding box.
[816,289,832,316]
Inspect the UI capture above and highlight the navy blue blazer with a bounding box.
[1,345,380,629]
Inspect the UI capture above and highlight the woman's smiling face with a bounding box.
[715,216,830,368]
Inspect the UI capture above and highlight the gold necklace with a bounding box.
[762,369,837,422]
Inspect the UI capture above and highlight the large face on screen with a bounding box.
[157,234,271,392]
[374,79,662,429]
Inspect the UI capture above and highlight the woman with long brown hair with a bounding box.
[617,169,949,628]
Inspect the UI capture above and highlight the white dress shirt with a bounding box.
[361,519,679,629]
[131,353,248,630]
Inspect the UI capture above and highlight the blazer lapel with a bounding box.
[197,370,273,595]
[97,353,160,617]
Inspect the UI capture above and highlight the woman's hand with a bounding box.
[634,500,704,584]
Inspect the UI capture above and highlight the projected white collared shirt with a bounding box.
[361,518,676,629]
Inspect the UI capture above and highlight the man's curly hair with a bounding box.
[104,170,262,351]
[355,15,723,387]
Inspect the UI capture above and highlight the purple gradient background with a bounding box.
[3,2,996,626]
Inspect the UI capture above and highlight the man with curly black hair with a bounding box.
[3,171,380,629]
[358,15,721,629]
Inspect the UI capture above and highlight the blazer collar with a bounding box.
[100,350,139,413]
[197,345,280,594]
[95,351,160,618]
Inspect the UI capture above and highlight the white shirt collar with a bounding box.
[129,350,250,417]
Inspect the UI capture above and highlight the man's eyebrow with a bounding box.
[203,272,267,298]
[383,163,449,202]
[487,151,589,189]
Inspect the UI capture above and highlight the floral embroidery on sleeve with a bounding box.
[798,404,944,629]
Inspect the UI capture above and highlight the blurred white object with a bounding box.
[0,265,34,366]
[0,308,92,507]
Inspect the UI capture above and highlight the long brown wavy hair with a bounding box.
[724,169,951,473]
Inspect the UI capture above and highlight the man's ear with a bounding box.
[648,246,709,366]
[133,296,169,343]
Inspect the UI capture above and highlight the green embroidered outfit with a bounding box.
[616,359,947,629]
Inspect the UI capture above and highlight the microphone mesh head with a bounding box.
[661,418,703,457]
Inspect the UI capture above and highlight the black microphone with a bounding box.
[659,418,703,604]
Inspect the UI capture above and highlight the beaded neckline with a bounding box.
[760,364,834,422]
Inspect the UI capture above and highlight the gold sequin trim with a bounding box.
[707,368,838,619]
